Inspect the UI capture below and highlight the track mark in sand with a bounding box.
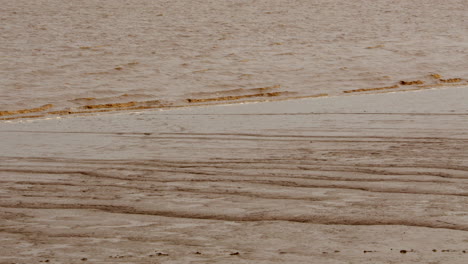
[1,202,467,232]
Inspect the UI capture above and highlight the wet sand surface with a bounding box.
[2,0,468,114]
[1,87,467,263]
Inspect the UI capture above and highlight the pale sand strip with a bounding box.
[0,87,467,263]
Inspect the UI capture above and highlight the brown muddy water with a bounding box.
[1,0,467,120]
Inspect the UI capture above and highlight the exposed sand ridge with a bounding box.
[1,74,467,121]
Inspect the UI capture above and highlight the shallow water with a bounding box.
[1,0,467,115]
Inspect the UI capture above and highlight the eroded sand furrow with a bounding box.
[160,132,468,141]
[3,182,331,202]
[3,170,466,197]
[3,155,468,176]
[1,202,467,232]
[2,176,468,200]
[4,130,468,145]
[153,178,468,197]
[3,165,467,186]
[4,155,468,173]
[4,163,468,183]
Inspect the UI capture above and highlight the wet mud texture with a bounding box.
[1,87,467,263]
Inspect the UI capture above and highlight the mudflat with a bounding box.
[1,87,467,263]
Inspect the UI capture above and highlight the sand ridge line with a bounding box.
[342,73,467,94]
[0,86,289,120]
[1,75,466,121]
[365,84,468,95]
[0,114,47,121]
[79,99,162,110]
[416,82,468,89]
[0,93,328,121]
[400,80,424,85]
[68,93,140,103]
[188,84,281,97]
[343,85,400,93]
[439,78,462,83]
[0,103,165,120]
[0,104,53,117]
[0,93,160,118]
[81,101,137,110]
[186,91,288,103]
[61,78,463,114]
